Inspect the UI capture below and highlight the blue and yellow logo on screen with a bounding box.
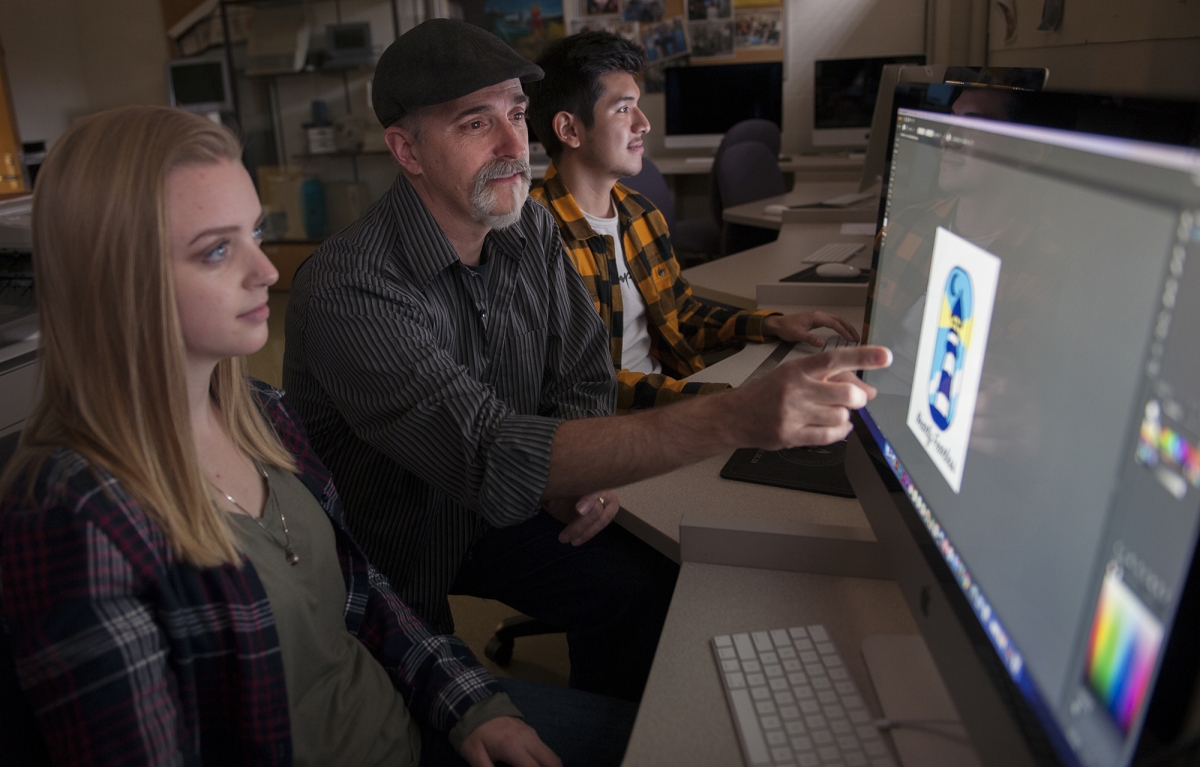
[927,267,974,431]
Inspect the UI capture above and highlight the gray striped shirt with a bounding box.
[283,176,616,632]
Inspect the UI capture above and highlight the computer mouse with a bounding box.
[815,263,862,278]
[763,204,790,216]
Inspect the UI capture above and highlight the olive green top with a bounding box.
[229,465,518,766]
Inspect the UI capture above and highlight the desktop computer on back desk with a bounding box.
[711,83,1200,767]
[844,87,1200,766]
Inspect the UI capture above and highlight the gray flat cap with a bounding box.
[373,19,544,127]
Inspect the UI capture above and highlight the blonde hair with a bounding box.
[1,105,296,567]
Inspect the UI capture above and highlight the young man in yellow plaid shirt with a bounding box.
[527,31,859,411]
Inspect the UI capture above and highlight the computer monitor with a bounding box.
[812,55,925,149]
[846,83,1200,766]
[166,57,233,115]
[664,62,783,150]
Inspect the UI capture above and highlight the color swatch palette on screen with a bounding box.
[1085,568,1165,735]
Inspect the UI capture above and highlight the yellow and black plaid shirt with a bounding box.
[531,162,776,410]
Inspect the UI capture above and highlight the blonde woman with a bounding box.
[0,106,633,767]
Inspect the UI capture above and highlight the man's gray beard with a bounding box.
[470,157,532,230]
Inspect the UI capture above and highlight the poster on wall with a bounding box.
[640,17,689,61]
[688,19,734,59]
[463,0,565,60]
[687,0,730,20]
[731,0,780,8]
[569,17,641,42]
[582,0,621,16]
[733,9,781,49]
[622,0,665,23]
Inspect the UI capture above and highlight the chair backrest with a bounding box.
[717,142,787,255]
[709,119,781,222]
[620,158,675,236]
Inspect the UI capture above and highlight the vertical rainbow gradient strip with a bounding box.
[1085,569,1165,735]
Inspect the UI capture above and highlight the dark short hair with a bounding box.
[526,31,647,160]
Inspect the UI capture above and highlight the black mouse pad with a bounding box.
[720,441,855,497]
[780,265,870,284]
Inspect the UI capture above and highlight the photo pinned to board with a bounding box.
[569,16,640,42]
[687,0,730,20]
[622,0,665,23]
[687,19,734,59]
[905,226,1001,494]
[639,17,689,62]
[582,0,621,15]
[733,9,781,49]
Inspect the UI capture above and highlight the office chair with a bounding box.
[620,158,675,237]
[674,119,782,260]
[716,141,787,255]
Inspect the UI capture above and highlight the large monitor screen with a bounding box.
[663,62,782,148]
[814,55,926,131]
[856,88,1200,766]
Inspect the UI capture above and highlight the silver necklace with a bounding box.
[210,464,299,566]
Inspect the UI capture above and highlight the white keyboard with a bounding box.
[803,243,864,264]
[823,335,859,351]
[712,625,894,767]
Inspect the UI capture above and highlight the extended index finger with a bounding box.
[800,345,893,379]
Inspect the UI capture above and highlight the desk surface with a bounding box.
[722,183,870,230]
[531,155,864,180]
[682,225,874,308]
[616,305,868,563]
[621,562,918,766]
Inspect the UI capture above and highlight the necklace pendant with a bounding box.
[285,546,300,566]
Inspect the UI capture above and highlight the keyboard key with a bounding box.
[783,659,803,672]
[831,720,852,734]
[771,629,791,647]
[806,715,829,730]
[756,701,777,715]
[775,691,795,705]
[762,716,781,730]
[826,705,845,720]
[810,625,829,642]
[800,700,819,714]
[715,635,733,646]
[785,720,807,735]
[734,634,756,661]
[794,685,814,699]
[829,667,849,680]
[722,659,740,672]
[798,754,818,767]
[729,688,771,764]
[816,642,837,655]
[811,729,833,745]
[748,673,766,686]
[812,676,832,689]
[808,665,828,678]
[819,746,840,760]
[770,678,789,692]
[766,665,784,678]
[778,647,797,659]
[818,690,838,704]
[791,736,812,750]
[771,747,793,762]
[761,652,779,665]
[780,705,800,720]
[835,681,856,695]
[753,631,774,652]
[719,647,737,660]
[838,736,860,750]
[789,627,809,639]
[788,673,807,686]
[846,753,868,766]
[726,672,746,689]
[766,730,787,746]
[842,695,864,709]
[795,639,814,652]
[744,660,763,673]
[752,687,772,700]
[800,651,820,664]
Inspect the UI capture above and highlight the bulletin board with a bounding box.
[570,0,782,79]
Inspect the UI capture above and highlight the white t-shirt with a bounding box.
[581,209,662,376]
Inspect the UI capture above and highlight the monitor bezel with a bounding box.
[166,57,233,115]
[847,83,1200,767]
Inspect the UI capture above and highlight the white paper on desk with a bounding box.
[840,223,876,236]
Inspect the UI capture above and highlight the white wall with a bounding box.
[0,0,170,148]
[637,0,927,157]
[987,0,1200,100]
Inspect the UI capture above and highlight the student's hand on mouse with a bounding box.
[544,489,621,547]
[460,716,561,767]
[730,346,891,450]
[762,311,861,348]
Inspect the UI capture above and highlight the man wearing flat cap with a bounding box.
[285,19,891,703]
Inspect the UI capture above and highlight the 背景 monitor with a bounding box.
[166,57,233,115]
[664,62,783,149]
[812,55,925,149]
[846,84,1200,766]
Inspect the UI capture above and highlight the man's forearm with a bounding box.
[542,388,746,499]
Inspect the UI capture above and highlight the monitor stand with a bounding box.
[861,634,983,767]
